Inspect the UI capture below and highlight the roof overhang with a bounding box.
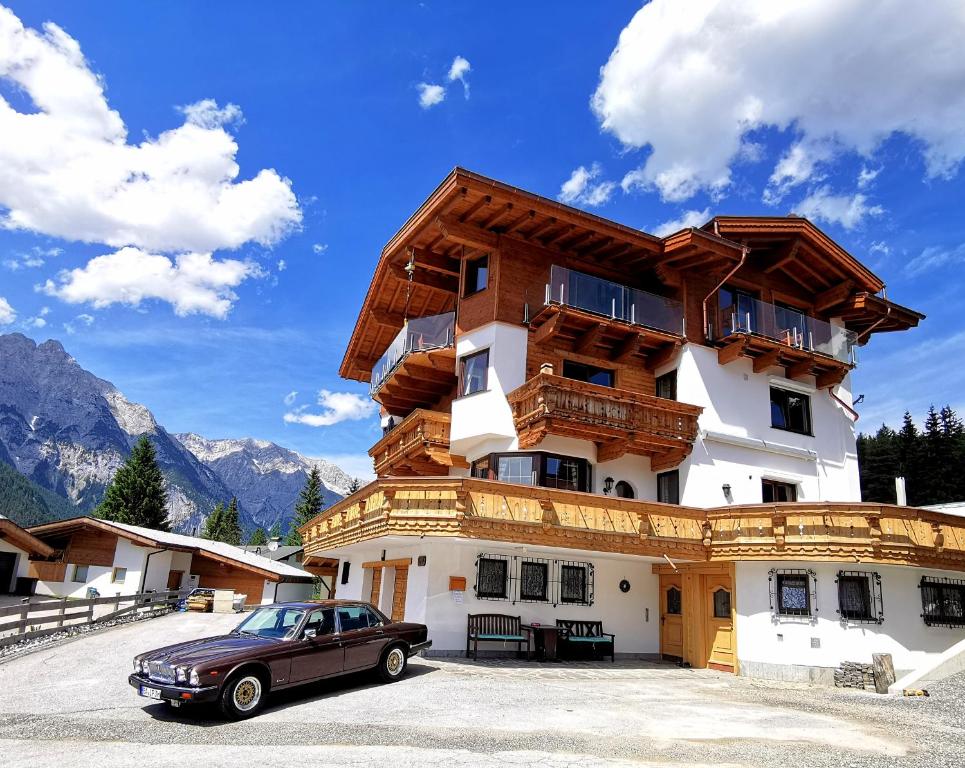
[0,518,56,558]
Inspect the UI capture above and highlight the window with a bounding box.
[720,286,758,334]
[471,455,492,480]
[476,555,509,600]
[543,455,588,491]
[666,586,682,615]
[71,565,89,583]
[463,254,489,296]
[304,608,337,636]
[459,349,489,396]
[562,360,614,388]
[769,569,814,617]
[560,563,591,605]
[519,561,549,602]
[762,479,797,503]
[111,567,127,584]
[235,605,306,639]
[774,302,809,345]
[657,470,680,505]
[656,370,677,400]
[770,387,812,435]
[836,571,883,624]
[336,605,383,631]
[340,561,351,585]
[614,480,635,499]
[920,577,965,627]
[496,454,535,485]
[713,588,731,618]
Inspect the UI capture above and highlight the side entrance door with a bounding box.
[704,580,735,672]
[0,552,16,593]
[659,574,683,660]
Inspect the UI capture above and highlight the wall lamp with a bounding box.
[603,477,614,495]
[722,483,732,499]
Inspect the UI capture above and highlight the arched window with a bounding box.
[614,480,635,499]
[666,587,682,615]
[713,588,731,618]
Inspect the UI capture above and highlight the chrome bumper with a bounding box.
[408,639,432,656]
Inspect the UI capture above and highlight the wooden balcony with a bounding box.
[507,372,702,470]
[299,477,965,573]
[368,409,468,477]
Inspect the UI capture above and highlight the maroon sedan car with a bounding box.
[129,600,431,719]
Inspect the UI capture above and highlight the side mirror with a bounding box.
[304,628,318,639]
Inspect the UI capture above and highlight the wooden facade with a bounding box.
[369,409,467,477]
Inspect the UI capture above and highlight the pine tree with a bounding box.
[202,502,225,540]
[286,467,324,545]
[269,520,281,540]
[347,477,361,494]
[220,497,242,545]
[97,436,169,531]
[249,527,268,546]
[897,412,921,505]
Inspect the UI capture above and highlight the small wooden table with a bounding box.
[522,624,565,662]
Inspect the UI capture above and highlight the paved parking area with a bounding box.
[0,611,960,767]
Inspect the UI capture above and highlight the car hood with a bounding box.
[141,634,277,666]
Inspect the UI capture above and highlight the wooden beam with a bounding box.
[644,342,681,372]
[532,309,565,345]
[405,247,461,278]
[480,202,513,229]
[370,308,405,328]
[558,230,596,251]
[574,322,606,354]
[752,349,782,373]
[542,224,575,247]
[814,281,855,313]
[793,255,833,289]
[502,209,535,234]
[597,440,628,463]
[435,215,499,250]
[816,368,848,388]
[388,264,458,294]
[764,241,801,273]
[459,194,492,223]
[523,216,557,242]
[578,236,614,258]
[717,338,747,365]
[785,359,814,380]
[778,265,817,293]
[611,331,644,363]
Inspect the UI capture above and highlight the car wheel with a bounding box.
[220,672,266,719]
[378,645,408,683]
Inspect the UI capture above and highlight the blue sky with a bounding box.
[1,1,964,479]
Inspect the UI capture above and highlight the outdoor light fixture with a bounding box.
[854,394,865,405]
[603,477,614,495]
[722,483,732,497]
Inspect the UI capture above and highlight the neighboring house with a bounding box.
[240,541,339,598]
[299,168,965,683]
[26,517,313,605]
[0,514,56,595]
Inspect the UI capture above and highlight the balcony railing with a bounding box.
[368,409,457,476]
[716,297,857,365]
[508,372,701,460]
[370,311,455,394]
[545,265,685,336]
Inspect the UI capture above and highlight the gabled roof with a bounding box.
[0,514,56,558]
[240,544,303,561]
[27,517,312,582]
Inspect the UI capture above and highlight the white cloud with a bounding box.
[283,389,376,427]
[447,55,471,98]
[63,312,94,335]
[3,246,62,271]
[792,186,884,230]
[905,243,965,277]
[763,141,833,204]
[0,297,15,324]
[558,164,616,207]
[41,247,263,318]
[283,390,298,406]
[857,165,881,189]
[651,208,711,238]
[312,243,328,255]
[277,259,287,271]
[592,0,965,202]
[869,241,890,257]
[0,6,301,254]
[417,83,446,109]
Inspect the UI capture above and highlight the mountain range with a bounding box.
[0,333,353,533]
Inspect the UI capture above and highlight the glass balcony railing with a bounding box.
[370,311,455,394]
[716,296,857,365]
[545,265,685,336]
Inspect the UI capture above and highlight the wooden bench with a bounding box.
[556,619,615,662]
[466,614,532,660]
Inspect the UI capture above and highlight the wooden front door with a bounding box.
[391,565,408,622]
[659,574,683,660]
[705,580,735,672]
[167,570,183,590]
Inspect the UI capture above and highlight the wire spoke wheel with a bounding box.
[385,647,405,677]
[233,676,262,712]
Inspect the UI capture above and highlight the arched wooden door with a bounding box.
[705,581,735,672]
[659,574,683,660]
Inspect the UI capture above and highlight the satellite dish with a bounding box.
[268,540,279,552]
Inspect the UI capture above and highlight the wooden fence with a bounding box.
[0,589,184,648]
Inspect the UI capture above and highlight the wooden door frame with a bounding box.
[362,558,413,621]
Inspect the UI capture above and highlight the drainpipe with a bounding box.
[703,245,749,340]
[139,548,168,594]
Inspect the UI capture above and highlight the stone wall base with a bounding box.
[739,659,911,686]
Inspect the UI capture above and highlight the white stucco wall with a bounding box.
[0,539,31,592]
[675,344,860,506]
[735,560,965,676]
[328,537,660,656]
[35,537,151,598]
[450,322,529,458]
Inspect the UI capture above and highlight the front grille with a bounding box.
[147,662,175,684]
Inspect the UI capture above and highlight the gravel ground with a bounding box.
[0,611,961,768]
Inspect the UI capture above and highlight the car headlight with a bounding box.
[175,666,188,683]
[133,658,140,672]
[189,669,200,686]
[140,660,150,674]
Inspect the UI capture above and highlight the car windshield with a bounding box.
[233,606,305,639]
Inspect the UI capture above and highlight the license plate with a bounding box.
[140,686,162,700]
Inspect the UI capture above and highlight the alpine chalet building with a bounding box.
[301,168,965,683]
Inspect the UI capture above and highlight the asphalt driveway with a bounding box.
[0,611,960,767]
